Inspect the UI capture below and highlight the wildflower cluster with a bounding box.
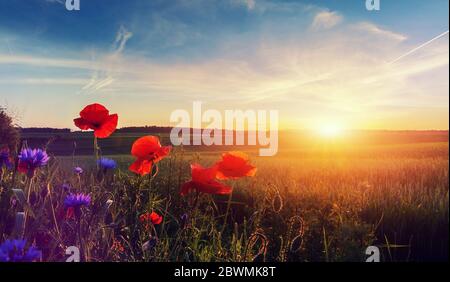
[0,103,257,262]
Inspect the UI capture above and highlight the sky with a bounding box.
[0,0,448,130]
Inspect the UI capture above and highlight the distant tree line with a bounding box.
[115,126,173,133]
[17,126,175,134]
[19,128,71,134]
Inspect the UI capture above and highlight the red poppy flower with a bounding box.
[139,211,163,225]
[181,163,232,196]
[215,151,257,180]
[73,103,118,138]
[129,136,171,176]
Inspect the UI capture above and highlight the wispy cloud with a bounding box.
[0,54,94,70]
[0,21,446,108]
[45,0,64,5]
[113,26,133,56]
[236,0,256,10]
[0,78,87,85]
[311,10,343,30]
[80,25,133,95]
[354,22,407,42]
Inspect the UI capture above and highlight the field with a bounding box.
[0,131,448,262]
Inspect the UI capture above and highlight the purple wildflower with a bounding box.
[98,157,117,170]
[64,193,91,209]
[18,148,50,177]
[0,147,13,169]
[0,239,42,262]
[74,166,83,175]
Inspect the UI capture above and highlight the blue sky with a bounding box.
[0,0,448,130]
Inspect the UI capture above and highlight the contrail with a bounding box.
[388,30,449,64]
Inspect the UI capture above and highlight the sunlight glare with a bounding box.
[317,123,343,137]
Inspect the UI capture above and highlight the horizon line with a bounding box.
[17,126,450,133]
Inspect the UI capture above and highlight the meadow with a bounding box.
[1,129,448,262]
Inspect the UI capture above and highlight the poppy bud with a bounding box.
[290,235,303,253]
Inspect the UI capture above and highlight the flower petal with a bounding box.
[79,103,110,124]
[131,136,162,158]
[129,159,152,176]
[73,117,92,130]
[215,151,257,179]
[94,114,118,138]
[191,163,218,183]
[150,212,163,225]
[153,145,172,163]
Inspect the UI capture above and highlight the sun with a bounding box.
[317,123,343,137]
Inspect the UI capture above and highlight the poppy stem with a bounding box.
[23,177,34,237]
[221,190,233,235]
[77,216,84,261]
[148,165,153,208]
[48,185,61,238]
[11,140,24,190]
[193,191,200,209]
[94,136,99,168]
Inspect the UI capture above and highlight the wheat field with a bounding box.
[1,140,447,262]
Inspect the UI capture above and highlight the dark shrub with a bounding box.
[0,107,19,151]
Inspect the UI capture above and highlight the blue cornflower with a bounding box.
[64,193,91,209]
[0,148,13,169]
[18,148,50,177]
[74,167,83,175]
[98,157,117,170]
[0,239,42,262]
